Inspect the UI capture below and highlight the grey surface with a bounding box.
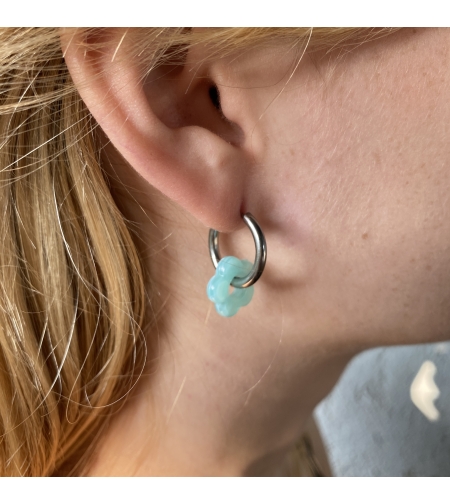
[314,342,450,476]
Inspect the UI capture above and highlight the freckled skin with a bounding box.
[215,28,450,349]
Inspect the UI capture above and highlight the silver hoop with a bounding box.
[209,213,267,289]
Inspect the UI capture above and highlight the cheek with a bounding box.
[253,35,450,344]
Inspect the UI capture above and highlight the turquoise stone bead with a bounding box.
[207,256,254,317]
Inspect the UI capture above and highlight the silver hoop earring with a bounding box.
[206,213,267,317]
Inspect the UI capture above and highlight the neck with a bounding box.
[86,176,357,476]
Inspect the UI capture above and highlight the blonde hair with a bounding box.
[0,27,397,476]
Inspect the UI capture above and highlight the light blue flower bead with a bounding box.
[207,256,254,317]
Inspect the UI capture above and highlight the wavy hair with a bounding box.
[0,27,397,476]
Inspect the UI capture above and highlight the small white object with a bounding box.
[410,360,440,422]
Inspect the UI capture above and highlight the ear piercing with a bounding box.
[207,213,267,317]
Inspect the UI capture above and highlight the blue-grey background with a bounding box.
[314,342,450,476]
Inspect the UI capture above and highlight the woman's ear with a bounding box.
[60,28,248,232]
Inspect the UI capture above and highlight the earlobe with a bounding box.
[61,28,247,232]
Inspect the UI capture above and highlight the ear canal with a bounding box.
[209,84,221,110]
